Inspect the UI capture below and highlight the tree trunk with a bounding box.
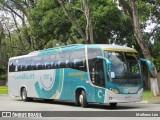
[83,0,94,44]
[0,21,4,62]
[58,0,87,43]
[130,0,159,96]
[11,13,27,53]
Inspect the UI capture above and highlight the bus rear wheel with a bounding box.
[79,90,88,108]
[21,88,29,101]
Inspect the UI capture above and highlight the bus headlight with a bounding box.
[109,88,119,94]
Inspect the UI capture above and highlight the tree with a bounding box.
[58,0,89,43]
[27,0,136,47]
[0,0,37,52]
[117,0,159,96]
[58,0,92,43]
[0,21,4,62]
[56,0,135,45]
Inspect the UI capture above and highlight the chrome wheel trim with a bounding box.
[79,94,83,105]
[22,90,27,100]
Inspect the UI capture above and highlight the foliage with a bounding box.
[28,0,137,47]
[0,0,160,83]
[28,0,72,47]
[150,38,160,71]
[0,86,8,94]
[0,64,6,80]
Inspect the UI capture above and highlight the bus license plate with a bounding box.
[125,96,131,100]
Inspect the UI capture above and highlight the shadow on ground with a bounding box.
[14,97,144,110]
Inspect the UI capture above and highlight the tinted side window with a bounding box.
[17,59,25,71]
[9,60,16,72]
[31,57,43,70]
[25,58,32,71]
[88,48,102,83]
[43,54,55,69]
[69,48,86,71]
[56,51,70,68]
[94,59,105,87]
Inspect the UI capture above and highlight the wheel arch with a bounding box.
[75,87,87,102]
[75,86,87,94]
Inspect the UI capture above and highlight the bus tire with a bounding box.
[79,90,88,108]
[21,88,29,102]
[109,103,117,108]
[75,96,80,106]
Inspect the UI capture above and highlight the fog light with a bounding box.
[109,97,112,100]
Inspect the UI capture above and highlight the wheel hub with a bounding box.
[22,91,26,100]
[79,94,83,105]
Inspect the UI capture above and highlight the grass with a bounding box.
[0,86,8,95]
[143,90,160,100]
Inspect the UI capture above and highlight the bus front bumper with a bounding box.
[104,88,143,103]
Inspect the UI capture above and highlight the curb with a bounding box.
[0,94,8,96]
[148,100,160,104]
[137,100,160,104]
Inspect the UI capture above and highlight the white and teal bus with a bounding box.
[8,44,152,107]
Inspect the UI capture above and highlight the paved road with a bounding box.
[0,95,160,120]
[0,95,160,111]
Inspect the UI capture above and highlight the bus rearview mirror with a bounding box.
[139,58,153,72]
[96,56,112,71]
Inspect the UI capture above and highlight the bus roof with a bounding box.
[9,44,137,60]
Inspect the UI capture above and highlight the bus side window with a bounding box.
[36,63,43,70]
[21,58,26,71]
[94,59,105,87]
[31,59,36,70]
[58,61,66,68]
[36,57,43,70]
[87,48,103,84]
[69,49,86,71]
[74,59,84,68]
[18,59,24,71]
[68,60,74,68]
[31,56,43,70]
[43,54,55,69]
[9,60,16,72]
[45,61,51,69]
[51,61,55,69]
[25,59,32,71]
[66,60,70,68]
[55,51,70,69]
[18,62,21,71]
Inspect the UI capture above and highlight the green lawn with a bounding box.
[0,86,8,95]
[143,90,160,100]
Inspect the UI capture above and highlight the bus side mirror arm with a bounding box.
[96,56,112,71]
[139,58,153,72]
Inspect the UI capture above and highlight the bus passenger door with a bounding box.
[94,59,106,103]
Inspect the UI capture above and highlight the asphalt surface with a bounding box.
[0,94,160,111]
[0,95,160,120]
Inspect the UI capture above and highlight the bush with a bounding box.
[0,64,7,80]
[153,54,160,72]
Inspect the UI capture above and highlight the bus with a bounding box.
[8,44,152,108]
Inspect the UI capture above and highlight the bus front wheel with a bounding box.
[79,90,88,108]
[21,88,29,101]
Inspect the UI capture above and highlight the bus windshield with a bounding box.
[104,51,142,84]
